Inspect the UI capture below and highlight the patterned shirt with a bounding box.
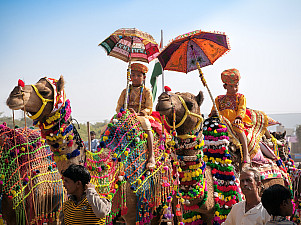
[266,216,297,225]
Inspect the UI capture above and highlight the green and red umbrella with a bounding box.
[99,28,159,63]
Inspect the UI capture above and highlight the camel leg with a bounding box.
[122,183,137,225]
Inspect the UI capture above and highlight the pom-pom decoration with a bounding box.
[18,79,25,88]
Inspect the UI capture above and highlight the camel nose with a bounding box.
[158,92,170,102]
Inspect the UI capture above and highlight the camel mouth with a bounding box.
[7,104,25,110]
[156,104,172,112]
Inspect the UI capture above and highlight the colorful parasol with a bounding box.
[157,29,230,116]
[99,28,160,109]
[99,28,160,63]
[158,29,229,73]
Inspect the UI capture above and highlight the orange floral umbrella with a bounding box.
[157,29,230,73]
[157,29,230,117]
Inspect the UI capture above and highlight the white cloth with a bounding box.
[84,139,99,152]
[222,200,270,225]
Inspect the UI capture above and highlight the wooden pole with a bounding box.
[161,29,165,92]
[87,121,91,152]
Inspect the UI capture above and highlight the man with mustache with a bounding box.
[222,167,270,224]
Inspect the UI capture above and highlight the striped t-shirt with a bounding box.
[63,196,104,225]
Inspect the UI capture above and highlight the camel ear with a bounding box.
[195,91,204,106]
[283,131,286,138]
[56,75,65,93]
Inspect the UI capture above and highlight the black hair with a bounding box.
[90,131,96,136]
[261,184,293,216]
[62,164,91,187]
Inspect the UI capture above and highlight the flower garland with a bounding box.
[203,117,240,224]
[169,123,208,225]
[33,99,84,162]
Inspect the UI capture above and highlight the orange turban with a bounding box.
[221,68,240,85]
[131,63,148,74]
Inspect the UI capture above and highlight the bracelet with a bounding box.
[243,161,250,163]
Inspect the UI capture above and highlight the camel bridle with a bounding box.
[164,94,203,133]
[24,80,54,120]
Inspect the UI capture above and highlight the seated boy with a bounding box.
[210,68,252,167]
[262,184,296,224]
[60,164,111,225]
[116,63,155,170]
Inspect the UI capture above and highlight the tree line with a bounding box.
[0,112,108,142]
[1,111,300,144]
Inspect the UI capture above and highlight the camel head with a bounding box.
[6,76,65,121]
[156,90,204,135]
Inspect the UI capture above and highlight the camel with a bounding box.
[7,76,173,225]
[156,90,289,224]
[6,76,85,174]
[156,91,219,224]
[0,123,64,225]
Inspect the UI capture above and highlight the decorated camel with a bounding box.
[0,123,64,225]
[6,76,174,225]
[156,89,292,224]
[156,90,240,224]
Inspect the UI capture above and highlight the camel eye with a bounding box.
[39,88,51,96]
[186,101,193,110]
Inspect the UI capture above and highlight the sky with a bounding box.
[0,0,301,124]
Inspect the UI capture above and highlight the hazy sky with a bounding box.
[1,0,300,123]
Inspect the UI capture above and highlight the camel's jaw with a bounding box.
[155,104,172,115]
[6,97,27,111]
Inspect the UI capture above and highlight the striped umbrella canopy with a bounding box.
[158,29,230,73]
[99,28,159,63]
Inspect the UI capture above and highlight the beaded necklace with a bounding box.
[126,84,144,114]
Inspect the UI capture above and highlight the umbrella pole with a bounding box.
[124,61,131,110]
[196,61,221,119]
[124,38,134,110]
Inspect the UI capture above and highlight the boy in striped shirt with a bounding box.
[60,164,111,225]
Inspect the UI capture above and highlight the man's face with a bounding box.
[63,177,79,195]
[240,171,259,196]
[130,70,145,86]
[91,134,96,140]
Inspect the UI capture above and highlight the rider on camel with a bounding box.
[116,63,156,170]
[210,68,277,167]
[210,68,252,167]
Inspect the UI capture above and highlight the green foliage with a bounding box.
[75,120,109,142]
[0,112,34,128]
[0,112,108,142]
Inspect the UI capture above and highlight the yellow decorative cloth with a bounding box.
[211,93,253,133]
